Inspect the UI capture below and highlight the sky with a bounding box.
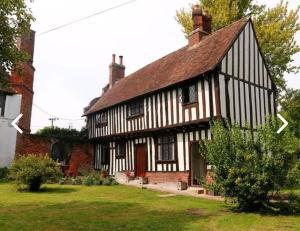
[26,0,299,132]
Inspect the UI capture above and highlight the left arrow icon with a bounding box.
[11,114,23,134]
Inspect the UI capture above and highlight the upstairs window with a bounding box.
[116,141,126,159]
[181,84,197,104]
[101,143,110,165]
[0,93,6,117]
[127,99,144,118]
[157,135,175,162]
[96,111,108,127]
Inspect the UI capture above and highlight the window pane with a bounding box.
[181,84,197,104]
[189,85,196,102]
[157,135,175,161]
[182,87,189,103]
[128,99,144,117]
[158,144,162,160]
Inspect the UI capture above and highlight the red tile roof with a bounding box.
[85,18,248,115]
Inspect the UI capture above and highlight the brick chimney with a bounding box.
[188,5,212,47]
[10,30,35,134]
[109,54,125,88]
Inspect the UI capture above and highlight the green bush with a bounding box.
[200,118,297,211]
[0,167,9,180]
[103,177,118,186]
[287,160,300,187]
[83,176,94,186]
[9,155,62,192]
[58,171,117,187]
[59,178,67,185]
[92,177,103,186]
[72,177,82,185]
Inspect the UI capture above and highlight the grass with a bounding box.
[0,183,299,231]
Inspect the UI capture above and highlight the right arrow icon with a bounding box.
[277,114,288,134]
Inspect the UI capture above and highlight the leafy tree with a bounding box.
[280,89,300,186]
[200,119,297,211]
[35,126,88,140]
[9,154,62,192]
[176,0,300,91]
[280,89,300,139]
[0,0,34,88]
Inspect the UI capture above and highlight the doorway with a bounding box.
[190,142,206,186]
[135,144,147,177]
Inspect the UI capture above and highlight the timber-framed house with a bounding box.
[84,5,276,185]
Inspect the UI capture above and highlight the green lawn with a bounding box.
[0,183,299,231]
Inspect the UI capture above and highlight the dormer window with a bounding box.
[127,99,144,118]
[181,84,197,104]
[0,93,6,117]
[96,111,108,127]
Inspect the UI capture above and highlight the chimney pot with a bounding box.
[188,4,212,46]
[109,55,125,88]
[192,4,202,14]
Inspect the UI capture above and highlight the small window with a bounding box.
[96,111,108,127]
[181,84,197,104]
[157,135,175,162]
[127,99,144,117]
[101,144,110,165]
[0,93,6,117]
[116,141,126,158]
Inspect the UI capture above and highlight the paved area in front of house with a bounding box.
[118,179,224,201]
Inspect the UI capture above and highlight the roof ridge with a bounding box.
[102,17,249,95]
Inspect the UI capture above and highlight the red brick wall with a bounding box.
[67,143,93,176]
[146,172,189,184]
[16,134,52,155]
[10,30,35,134]
[16,134,93,176]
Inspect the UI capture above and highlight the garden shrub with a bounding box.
[200,118,298,211]
[58,171,117,186]
[59,178,67,185]
[103,177,118,186]
[71,177,82,185]
[0,167,9,180]
[9,154,62,192]
[83,176,94,186]
[92,177,103,185]
[286,160,300,188]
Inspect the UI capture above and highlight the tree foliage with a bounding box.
[0,0,34,88]
[9,154,62,192]
[280,89,300,139]
[200,119,298,211]
[175,0,300,91]
[35,126,88,141]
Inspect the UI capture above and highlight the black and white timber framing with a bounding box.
[87,20,276,176]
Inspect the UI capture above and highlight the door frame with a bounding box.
[189,140,206,186]
[134,143,148,177]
